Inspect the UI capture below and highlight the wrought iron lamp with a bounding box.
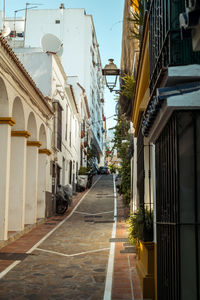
[102,59,120,93]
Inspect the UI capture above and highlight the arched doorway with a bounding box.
[25,112,39,225]
[8,97,26,232]
[0,78,11,240]
[37,124,47,219]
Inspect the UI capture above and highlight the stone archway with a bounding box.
[0,77,9,117]
[0,77,12,241]
[37,124,47,219]
[25,112,39,225]
[8,97,26,232]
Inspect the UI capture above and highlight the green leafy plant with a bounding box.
[128,0,145,41]
[108,163,117,174]
[111,114,131,205]
[119,74,135,119]
[120,74,135,99]
[128,208,153,244]
[78,166,87,175]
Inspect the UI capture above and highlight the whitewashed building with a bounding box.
[2,5,105,164]
[0,36,54,241]
[15,49,83,192]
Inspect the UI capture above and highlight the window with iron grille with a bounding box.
[155,111,200,300]
[57,104,62,151]
[149,0,200,93]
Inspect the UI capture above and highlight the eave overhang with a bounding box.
[142,81,200,143]
[0,34,54,118]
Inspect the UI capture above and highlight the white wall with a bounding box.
[24,8,103,154]
[16,52,52,97]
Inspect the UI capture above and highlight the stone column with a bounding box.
[25,141,41,225]
[8,131,30,231]
[37,149,51,219]
[0,117,16,240]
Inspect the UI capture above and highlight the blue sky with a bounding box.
[2,0,124,129]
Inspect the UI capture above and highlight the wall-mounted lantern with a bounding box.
[102,59,120,92]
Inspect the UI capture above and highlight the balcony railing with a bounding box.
[149,0,200,94]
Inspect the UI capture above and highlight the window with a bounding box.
[56,164,61,188]
[55,20,60,24]
[69,160,72,185]
[69,113,72,147]
[65,104,68,141]
[57,104,62,151]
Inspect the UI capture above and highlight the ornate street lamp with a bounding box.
[102,59,120,92]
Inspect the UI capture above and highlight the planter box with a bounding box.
[136,241,155,300]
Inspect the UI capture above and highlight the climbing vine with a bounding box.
[112,114,131,205]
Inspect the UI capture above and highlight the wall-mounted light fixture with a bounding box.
[102,59,120,93]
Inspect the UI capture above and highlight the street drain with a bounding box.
[84,215,102,218]
[94,220,114,223]
[44,223,56,225]
[96,193,109,195]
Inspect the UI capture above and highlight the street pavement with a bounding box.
[0,175,142,300]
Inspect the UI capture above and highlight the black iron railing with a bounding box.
[137,124,153,242]
[137,124,145,208]
[149,0,200,94]
[156,111,200,300]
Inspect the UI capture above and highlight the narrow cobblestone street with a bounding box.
[0,175,115,300]
[0,175,142,300]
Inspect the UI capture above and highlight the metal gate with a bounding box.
[137,124,144,208]
[155,111,200,300]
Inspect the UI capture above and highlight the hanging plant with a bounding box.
[128,0,145,41]
[119,74,135,119]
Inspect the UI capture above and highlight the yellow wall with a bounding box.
[130,0,139,12]
[132,19,149,136]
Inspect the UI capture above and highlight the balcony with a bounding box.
[149,0,200,94]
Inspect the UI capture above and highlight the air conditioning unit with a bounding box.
[179,0,200,51]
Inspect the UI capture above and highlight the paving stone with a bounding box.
[0,175,142,299]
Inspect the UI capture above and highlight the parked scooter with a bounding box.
[56,184,72,215]
[87,170,94,188]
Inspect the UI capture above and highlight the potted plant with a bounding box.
[128,207,154,299]
[128,207,153,244]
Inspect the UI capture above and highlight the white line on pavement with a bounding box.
[0,261,21,279]
[0,176,102,279]
[35,247,110,257]
[103,174,117,300]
